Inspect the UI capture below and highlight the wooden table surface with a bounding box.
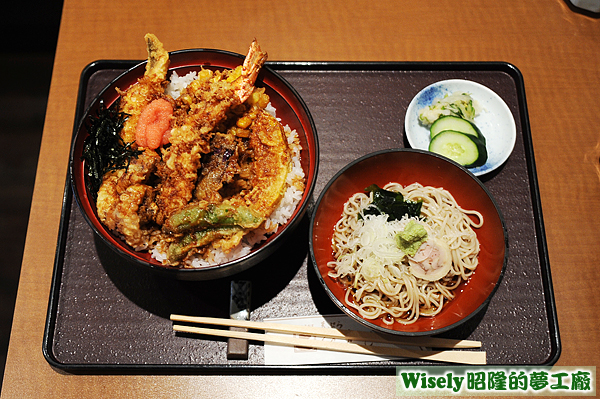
[2,0,599,397]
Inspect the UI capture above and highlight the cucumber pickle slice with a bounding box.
[430,115,485,144]
[428,130,487,167]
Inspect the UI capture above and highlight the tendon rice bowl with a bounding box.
[70,38,319,280]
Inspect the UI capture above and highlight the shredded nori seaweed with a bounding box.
[80,98,140,200]
[362,184,423,221]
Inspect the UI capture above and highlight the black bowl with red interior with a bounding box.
[310,148,507,336]
[69,48,319,280]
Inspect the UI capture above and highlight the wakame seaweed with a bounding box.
[81,98,140,200]
[362,184,422,220]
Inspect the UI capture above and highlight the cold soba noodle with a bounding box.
[327,182,483,325]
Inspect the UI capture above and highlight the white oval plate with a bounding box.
[405,79,516,176]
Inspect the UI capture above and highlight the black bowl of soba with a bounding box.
[310,149,507,336]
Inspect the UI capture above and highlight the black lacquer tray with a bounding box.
[43,60,560,374]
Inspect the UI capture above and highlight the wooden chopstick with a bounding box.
[171,315,486,364]
[170,314,481,349]
[171,323,486,365]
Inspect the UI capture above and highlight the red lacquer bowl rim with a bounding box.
[309,148,507,336]
[69,48,319,280]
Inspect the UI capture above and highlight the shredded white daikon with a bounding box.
[342,214,414,282]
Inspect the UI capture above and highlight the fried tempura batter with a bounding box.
[154,40,267,225]
[92,35,302,267]
[243,109,290,218]
[96,34,170,248]
[161,107,290,264]
[194,133,241,203]
[116,33,170,144]
[96,150,161,249]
